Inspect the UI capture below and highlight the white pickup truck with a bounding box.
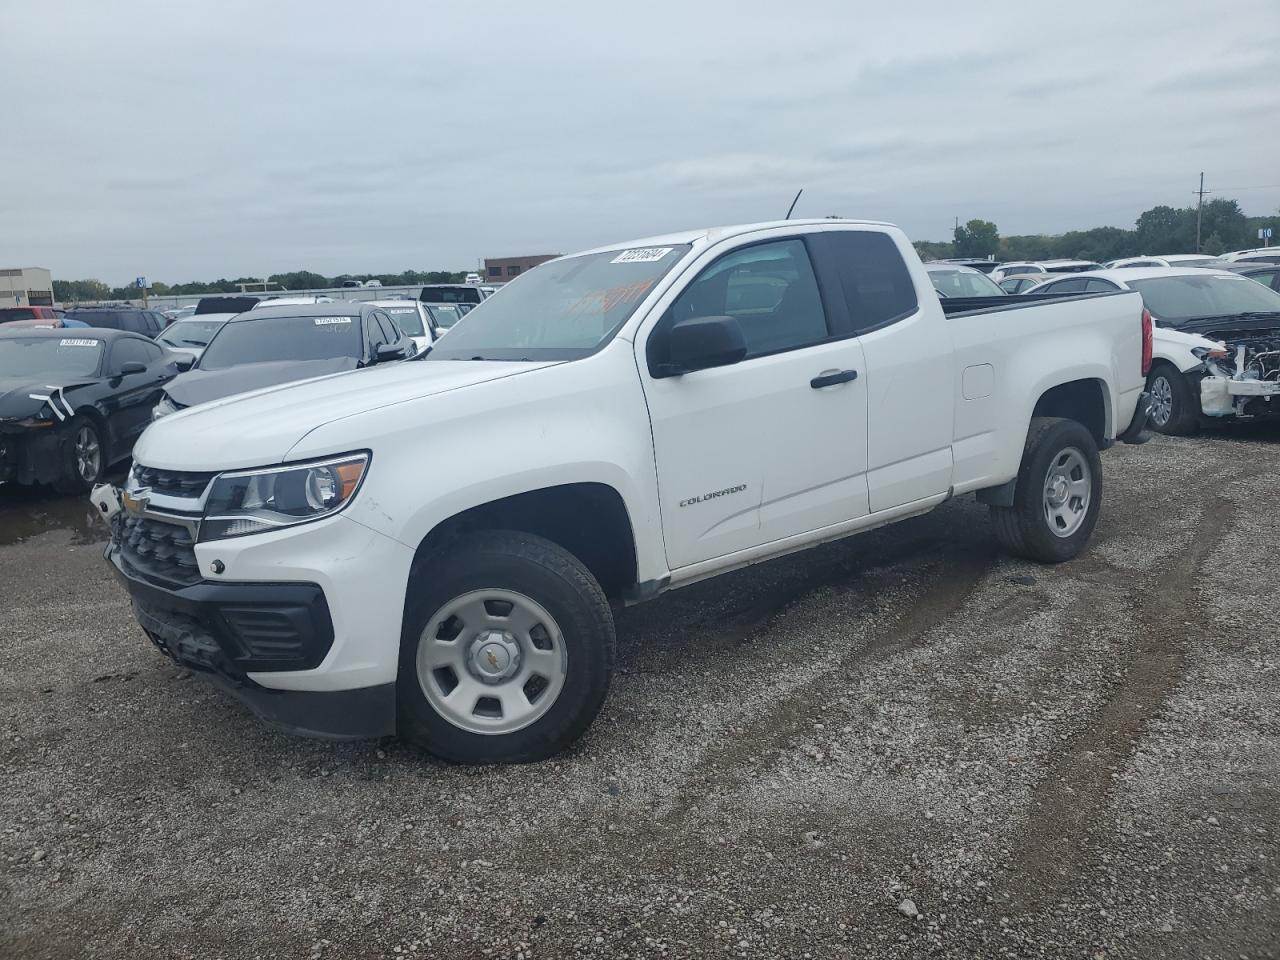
[101,219,1152,763]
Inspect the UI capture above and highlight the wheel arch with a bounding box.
[1030,377,1110,447]
[408,482,640,602]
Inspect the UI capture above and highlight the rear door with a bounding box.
[639,232,870,569]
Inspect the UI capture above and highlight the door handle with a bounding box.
[810,369,858,389]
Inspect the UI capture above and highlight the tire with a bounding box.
[397,529,615,764]
[52,416,106,495]
[1146,363,1200,436]
[990,416,1102,564]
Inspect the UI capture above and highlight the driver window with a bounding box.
[111,338,154,373]
[664,239,829,360]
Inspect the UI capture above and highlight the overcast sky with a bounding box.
[4,0,1278,284]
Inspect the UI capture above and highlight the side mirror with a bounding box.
[656,316,747,377]
[173,355,195,372]
[375,342,408,362]
[118,361,147,375]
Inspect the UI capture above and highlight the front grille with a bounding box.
[132,464,216,498]
[117,514,201,586]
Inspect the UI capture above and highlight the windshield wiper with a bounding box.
[1179,310,1280,325]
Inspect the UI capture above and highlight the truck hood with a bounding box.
[0,376,95,421]
[166,357,358,408]
[134,358,558,470]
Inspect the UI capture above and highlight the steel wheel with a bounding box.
[415,588,568,735]
[75,425,102,483]
[1042,446,1091,538]
[1149,374,1173,427]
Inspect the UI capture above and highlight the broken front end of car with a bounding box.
[1194,325,1280,420]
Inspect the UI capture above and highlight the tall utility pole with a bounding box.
[1195,172,1207,252]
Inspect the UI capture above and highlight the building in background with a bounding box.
[483,254,559,282]
[0,267,54,307]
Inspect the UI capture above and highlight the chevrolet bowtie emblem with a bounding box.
[122,489,150,515]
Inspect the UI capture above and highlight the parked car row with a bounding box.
[1,292,442,494]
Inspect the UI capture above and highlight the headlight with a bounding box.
[152,394,179,420]
[200,452,369,541]
[1191,345,1229,361]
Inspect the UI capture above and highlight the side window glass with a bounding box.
[381,312,401,342]
[111,338,150,372]
[665,238,829,360]
[1083,279,1117,293]
[826,231,918,333]
[1048,278,1087,294]
[366,313,391,350]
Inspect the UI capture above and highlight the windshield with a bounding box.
[198,314,363,370]
[1126,274,1280,324]
[929,270,1005,298]
[0,308,38,323]
[157,319,226,348]
[0,337,103,377]
[380,305,425,337]
[428,244,693,361]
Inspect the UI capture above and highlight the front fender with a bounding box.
[1154,327,1223,374]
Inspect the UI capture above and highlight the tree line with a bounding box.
[52,268,468,304]
[915,198,1275,263]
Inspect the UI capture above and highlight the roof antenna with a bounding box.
[784,188,803,220]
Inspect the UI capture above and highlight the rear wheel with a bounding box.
[1147,363,1199,436]
[53,416,105,495]
[397,530,615,763]
[990,417,1102,563]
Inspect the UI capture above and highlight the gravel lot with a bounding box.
[2,429,1278,960]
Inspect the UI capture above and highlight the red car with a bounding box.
[0,306,63,326]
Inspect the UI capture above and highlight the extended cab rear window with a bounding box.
[825,231,918,333]
[428,245,692,361]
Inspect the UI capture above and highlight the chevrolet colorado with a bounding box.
[100,219,1153,763]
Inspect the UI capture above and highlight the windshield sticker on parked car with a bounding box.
[313,317,355,325]
[59,338,99,347]
[611,247,673,264]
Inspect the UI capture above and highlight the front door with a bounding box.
[640,235,871,570]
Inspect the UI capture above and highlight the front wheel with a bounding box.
[397,530,615,763]
[52,416,106,495]
[1147,364,1200,436]
[990,416,1103,563]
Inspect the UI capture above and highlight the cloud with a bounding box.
[1,0,1277,283]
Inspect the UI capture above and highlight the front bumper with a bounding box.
[106,505,415,740]
[109,547,395,740]
[0,427,64,485]
[1201,375,1280,418]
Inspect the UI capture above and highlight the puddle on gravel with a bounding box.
[0,478,120,546]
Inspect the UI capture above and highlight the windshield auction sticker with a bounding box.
[611,247,673,264]
[59,338,99,347]
[313,317,355,325]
